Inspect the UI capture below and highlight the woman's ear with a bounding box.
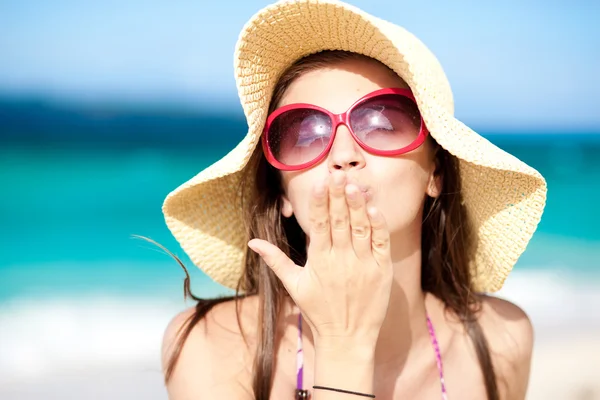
[426,173,442,198]
[281,195,294,217]
[426,142,442,198]
[426,151,442,198]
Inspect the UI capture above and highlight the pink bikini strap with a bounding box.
[426,314,448,399]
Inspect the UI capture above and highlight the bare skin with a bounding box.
[164,294,532,399]
[163,59,534,400]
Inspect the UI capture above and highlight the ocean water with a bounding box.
[1,132,600,386]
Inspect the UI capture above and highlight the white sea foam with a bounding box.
[0,269,599,385]
[0,295,183,385]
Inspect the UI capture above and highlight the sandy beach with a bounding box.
[0,364,167,400]
[1,323,598,400]
[528,332,600,400]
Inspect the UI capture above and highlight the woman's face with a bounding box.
[276,58,440,253]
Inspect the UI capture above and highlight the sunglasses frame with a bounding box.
[261,87,429,171]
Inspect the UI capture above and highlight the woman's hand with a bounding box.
[248,169,394,350]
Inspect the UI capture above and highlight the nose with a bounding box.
[327,124,366,172]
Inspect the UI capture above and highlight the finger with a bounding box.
[367,207,391,267]
[329,170,351,249]
[248,239,300,290]
[345,183,372,259]
[308,178,331,257]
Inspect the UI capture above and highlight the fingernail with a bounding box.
[367,207,379,218]
[248,241,263,256]
[345,184,358,198]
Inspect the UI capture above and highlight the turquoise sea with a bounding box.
[2,133,599,300]
[1,102,599,386]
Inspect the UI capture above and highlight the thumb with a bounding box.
[248,239,299,288]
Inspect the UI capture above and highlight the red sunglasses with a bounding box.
[262,87,429,171]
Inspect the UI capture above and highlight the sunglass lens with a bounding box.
[349,94,421,151]
[267,108,332,167]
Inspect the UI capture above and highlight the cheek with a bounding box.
[372,162,431,229]
[291,201,313,236]
[282,173,321,235]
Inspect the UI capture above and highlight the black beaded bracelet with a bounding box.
[313,385,376,398]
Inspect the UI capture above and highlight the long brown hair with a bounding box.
[162,50,499,400]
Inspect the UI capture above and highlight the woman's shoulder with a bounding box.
[478,294,534,355]
[161,295,261,399]
[477,294,534,398]
[162,295,261,351]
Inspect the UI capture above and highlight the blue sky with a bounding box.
[1,0,598,130]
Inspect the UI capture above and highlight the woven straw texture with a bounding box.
[162,0,547,293]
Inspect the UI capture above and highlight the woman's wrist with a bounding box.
[313,343,376,399]
[314,338,377,363]
[314,331,379,354]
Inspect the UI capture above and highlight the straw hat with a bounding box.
[162,0,547,293]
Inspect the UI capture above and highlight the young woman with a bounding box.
[159,1,547,399]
